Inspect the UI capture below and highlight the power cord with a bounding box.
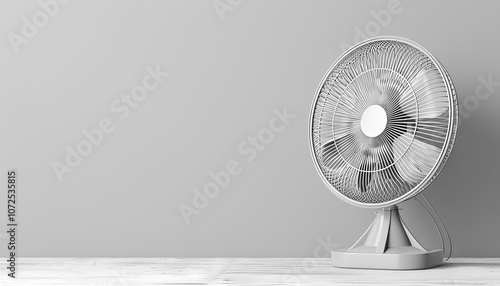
[414,193,453,261]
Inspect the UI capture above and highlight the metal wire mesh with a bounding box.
[311,39,457,205]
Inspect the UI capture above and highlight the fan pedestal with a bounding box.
[332,206,443,270]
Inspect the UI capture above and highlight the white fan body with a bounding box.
[309,36,458,270]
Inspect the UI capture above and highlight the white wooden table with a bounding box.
[0,258,498,285]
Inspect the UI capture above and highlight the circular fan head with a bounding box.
[309,37,458,208]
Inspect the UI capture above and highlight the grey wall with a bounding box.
[0,0,499,258]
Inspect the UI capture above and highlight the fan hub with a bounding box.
[360,105,387,137]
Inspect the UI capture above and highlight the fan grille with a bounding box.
[311,38,457,206]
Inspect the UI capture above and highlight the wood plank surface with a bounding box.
[0,258,499,285]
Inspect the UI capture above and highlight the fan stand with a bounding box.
[331,206,443,270]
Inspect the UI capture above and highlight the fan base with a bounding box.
[331,206,444,270]
[332,248,443,270]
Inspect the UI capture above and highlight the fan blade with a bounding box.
[413,116,448,148]
[320,134,356,171]
[409,68,449,119]
[393,131,441,185]
[397,84,416,118]
[357,162,373,193]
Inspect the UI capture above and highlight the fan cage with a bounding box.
[309,36,458,208]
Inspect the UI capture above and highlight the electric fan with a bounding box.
[309,36,458,270]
